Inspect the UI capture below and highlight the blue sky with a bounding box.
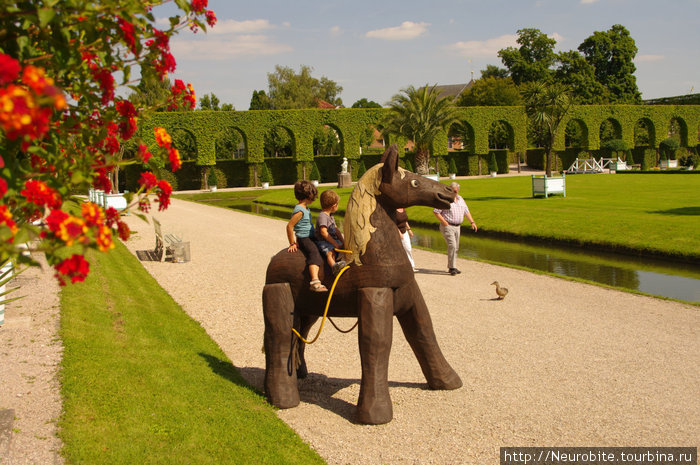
[162,0,700,109]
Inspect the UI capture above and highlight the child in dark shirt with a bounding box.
[315,190,346,275]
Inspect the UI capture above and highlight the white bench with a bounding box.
[532,174,566,198]
[154,219,183,262]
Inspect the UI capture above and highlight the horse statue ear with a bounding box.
[380,144,399,184]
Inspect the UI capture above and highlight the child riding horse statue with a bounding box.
[263,145,462,424]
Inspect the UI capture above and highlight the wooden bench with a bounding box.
[154,219,182,262]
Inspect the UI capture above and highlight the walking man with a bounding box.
[433,182,477,275]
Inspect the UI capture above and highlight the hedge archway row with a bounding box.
[139,105,700,168]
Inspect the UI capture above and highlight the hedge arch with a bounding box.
[564,118,588,148]
[634,118,655,147]
[668,116,687,146]
[139,105,700,184]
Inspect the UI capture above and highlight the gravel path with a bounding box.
[1,196,698,465]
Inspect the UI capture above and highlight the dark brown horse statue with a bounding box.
[263,144,462,424]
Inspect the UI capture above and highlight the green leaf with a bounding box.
[38,8,56,27]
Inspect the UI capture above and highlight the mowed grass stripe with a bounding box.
[59,241,325,465]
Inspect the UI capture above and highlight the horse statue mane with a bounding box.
[344,163,408,266]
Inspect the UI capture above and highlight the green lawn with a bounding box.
[59,242,325,465]
[225,173,699,260]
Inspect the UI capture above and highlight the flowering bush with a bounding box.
[0,1,216,285]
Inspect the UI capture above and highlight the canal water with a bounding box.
[214,200,700,303]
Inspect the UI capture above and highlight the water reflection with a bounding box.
[212,200,700,303]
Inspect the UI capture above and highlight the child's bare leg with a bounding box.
[309,264,320,282]
[326,251,336,268]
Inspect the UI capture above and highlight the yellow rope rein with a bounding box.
[291,248,355,344]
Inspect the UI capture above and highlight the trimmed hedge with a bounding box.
[136,105,700,188]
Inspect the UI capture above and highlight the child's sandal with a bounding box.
[309,279,328,292]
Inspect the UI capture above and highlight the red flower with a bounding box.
[138,144,152,163]
[156,179,172,211]
[0,178,7,197]
[138,171,158,189]
[0,53,21,85]
[0,205,18,235]
[81,202,104,227]
[205,10,217,27]
[116,100,137,118]
[168,147,181,171]
[118,17,137,54]
[20,180,63,209]
[117,220,130,241]
[104,207,120,227]
[54,254,90,286]
[192,0,208,13]
[46,209,69,232]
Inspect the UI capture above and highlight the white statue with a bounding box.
[341,157,348,174]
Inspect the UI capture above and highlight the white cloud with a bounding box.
[209,19,274,35]
[171,35,292,60]
[365,21,430,41]
[446,34,518,57]
[635,54,665,63]
[580,0,600,3]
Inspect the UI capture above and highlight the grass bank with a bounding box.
[184,174,698,261]
[59,241,325,465]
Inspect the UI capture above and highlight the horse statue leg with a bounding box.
[396,281,462,390]
[262,282,300,408]
[356,287,394,425]
[294,314,319,379]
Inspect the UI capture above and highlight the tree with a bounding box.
[522,81,573,176]
[0,1,215,285]
[384,85,459,175]
[578,24,641,103]
[554,50,609,104]
[266,65,343,109]
[249,89,272,110]
[352,98,382,108]
[480,65,509,79]
[199,92,234,111]
[456,77,522,106]
[498,28,557,85]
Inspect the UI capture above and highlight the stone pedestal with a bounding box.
[337,172,352,188]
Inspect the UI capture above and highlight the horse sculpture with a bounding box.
[263,145,462,424]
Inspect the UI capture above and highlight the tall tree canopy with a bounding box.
[384,85,459,175]
[199,93,233,111]
[498,28,557,85]
[554,50,609,104]
[352,98,382,108]
[480,65,510,80]
[578,24,641,103]
[456,77,522,106]
[249,89,272,110]
[266,65,343,109]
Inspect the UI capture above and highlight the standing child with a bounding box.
[287,180,327,292]
[315,190,347,275]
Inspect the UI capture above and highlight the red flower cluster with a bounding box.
[118,17,138,54]
[205,10,217,27]
[116,100,138,140]
[153,126,181,171]
[192,0,208,13]
[0,54,66,143]
[146,29,176,79]
[138,144,153,163]
[156,180,173,211]
[20,180,62,210]
[169,79,196,110]
[0,205,18,236]
[54,254,90,286]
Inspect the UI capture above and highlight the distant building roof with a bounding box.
[421,80,475,100]
[316,99,339,109]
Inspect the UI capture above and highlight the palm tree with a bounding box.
[522,81,572,176]
[384,85,459,175]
